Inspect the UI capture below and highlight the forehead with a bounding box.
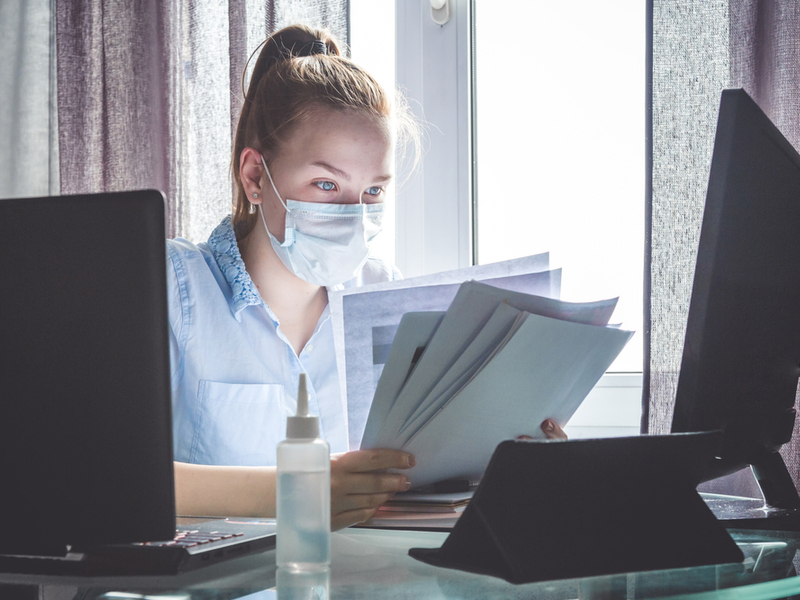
[279,107,393,171]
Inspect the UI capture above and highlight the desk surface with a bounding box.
[2,527,800,599]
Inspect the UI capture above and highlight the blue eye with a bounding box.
[316,181,336,191]
[365,186,382,197]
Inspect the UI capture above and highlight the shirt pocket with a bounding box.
[190,381,293,466]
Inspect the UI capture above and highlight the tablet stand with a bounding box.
[409,433,744,584]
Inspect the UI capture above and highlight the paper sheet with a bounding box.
[396,304,525,447]
[360,311,444,450]
[400,314,633,488]
[330,254,559,450]
[366,280,619,450]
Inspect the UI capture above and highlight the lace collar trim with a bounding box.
[207,216,263,318]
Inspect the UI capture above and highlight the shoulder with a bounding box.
[165,238,219,323]
[167,237,210,262]
[166,237,216,277]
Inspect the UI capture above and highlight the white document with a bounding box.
[360,311,444,450]
[398,303,524,445]
[330,254,560,450]
[366,280,619,450]
[399,313,633,488]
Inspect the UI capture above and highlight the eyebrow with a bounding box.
[312,161,350,181]
[311,161,393,183]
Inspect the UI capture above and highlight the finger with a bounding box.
[331,471,411,495]
[334,491,395,513]
[332,448,416,473]
[331,507,380,531]
[541,419,568,440]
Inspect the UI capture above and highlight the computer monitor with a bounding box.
[671,89,800,513]
[0,190,175,555]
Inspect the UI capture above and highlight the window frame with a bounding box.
[394,0,474,279]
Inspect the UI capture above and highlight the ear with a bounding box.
[240,147,267,205]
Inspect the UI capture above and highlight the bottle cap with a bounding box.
[286,373,320,439]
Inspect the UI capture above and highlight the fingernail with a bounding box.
[407,455,416,467]
[544,420,554,431]
[403,478,412,490]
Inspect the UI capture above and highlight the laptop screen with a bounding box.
[0,190,175,554]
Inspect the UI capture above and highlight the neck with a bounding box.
[239,221,328,355]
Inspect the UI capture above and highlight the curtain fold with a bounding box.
[647,0,800,497]
[647,0,730,435]
[55,0,348,241]
[56,0,170,205]
[0,0,60,199]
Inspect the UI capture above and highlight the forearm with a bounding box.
[174,461,276,518]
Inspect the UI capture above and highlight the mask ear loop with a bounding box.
[260,155,290,212]
[258,202,276,245]
[259,155,295,247]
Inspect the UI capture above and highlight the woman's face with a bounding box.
[260,106,393,242]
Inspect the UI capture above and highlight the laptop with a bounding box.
[0,191,276,575]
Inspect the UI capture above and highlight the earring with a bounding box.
[252,192,259,199]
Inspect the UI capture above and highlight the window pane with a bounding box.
[350,0,396,266]
[475,0,645,372]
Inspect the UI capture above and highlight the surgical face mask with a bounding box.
[258,155,384,287]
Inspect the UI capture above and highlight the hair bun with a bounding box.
[279,38,330,62]
[295,40,328,57]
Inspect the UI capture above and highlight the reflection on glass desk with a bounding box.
[2,527,800,599]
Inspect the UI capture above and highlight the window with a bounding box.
[392,0,644,373]
[474,1,644,373]
[350,0,397,266]
[391,0,646,435]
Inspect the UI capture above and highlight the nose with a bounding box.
[339,191,363,205]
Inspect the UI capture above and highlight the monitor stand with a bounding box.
[703,451,800,530]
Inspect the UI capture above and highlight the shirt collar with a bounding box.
[207,216,264,320]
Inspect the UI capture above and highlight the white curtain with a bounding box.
[0,0,60,199]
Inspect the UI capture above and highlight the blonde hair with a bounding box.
[231,24,419,240]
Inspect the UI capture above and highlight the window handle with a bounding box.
[430,0,450,26]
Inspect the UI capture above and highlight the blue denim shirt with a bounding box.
[167,216,400,466]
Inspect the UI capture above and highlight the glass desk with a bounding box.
[2,527,800,600]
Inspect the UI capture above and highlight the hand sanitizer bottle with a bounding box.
[276,373,331,571]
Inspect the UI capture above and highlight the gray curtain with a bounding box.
[647,0,800,497]
[55,0,348,241]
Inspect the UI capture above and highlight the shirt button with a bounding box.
[306,344,314,354]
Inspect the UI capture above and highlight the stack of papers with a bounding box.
[330,254,559,450]
[360,280,633,489]
[380,490,473,513]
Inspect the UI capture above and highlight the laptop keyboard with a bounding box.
[136,530,244,548]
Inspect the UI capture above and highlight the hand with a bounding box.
[329,449,415,531]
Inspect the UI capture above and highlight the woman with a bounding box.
[167,24,566,531]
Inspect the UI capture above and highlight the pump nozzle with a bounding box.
[286,372,320,439]
[296,372,309,417]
